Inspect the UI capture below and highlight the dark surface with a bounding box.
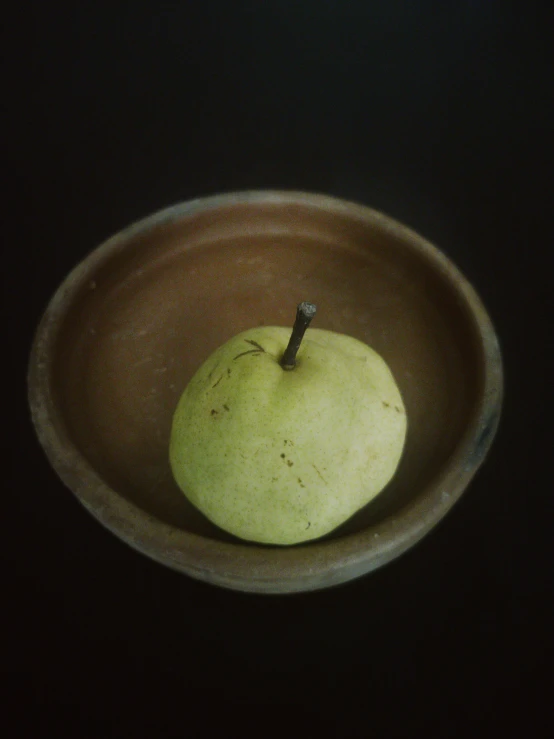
[5,1,552,735]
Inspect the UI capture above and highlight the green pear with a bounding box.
[169,303,407,545]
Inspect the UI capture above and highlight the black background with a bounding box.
[5,2,553,735]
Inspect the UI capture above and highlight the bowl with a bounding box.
[28,191,503,593]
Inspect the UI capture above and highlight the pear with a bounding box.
[169,302,407,545]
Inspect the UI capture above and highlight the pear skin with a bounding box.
[170,324,407,545]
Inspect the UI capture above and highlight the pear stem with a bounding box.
[280,301,317,370]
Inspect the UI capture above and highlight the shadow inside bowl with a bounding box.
[50,199,483,544]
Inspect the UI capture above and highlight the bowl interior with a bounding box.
[50,198,483,544]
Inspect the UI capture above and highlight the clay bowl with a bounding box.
[28,191,503,594]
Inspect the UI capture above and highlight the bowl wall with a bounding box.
[29,192,503,592]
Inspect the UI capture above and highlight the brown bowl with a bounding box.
[28,191,503,593]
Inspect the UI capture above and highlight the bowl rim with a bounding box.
[28,190,504,593]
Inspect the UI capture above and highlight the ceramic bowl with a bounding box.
[28,191,503,593]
